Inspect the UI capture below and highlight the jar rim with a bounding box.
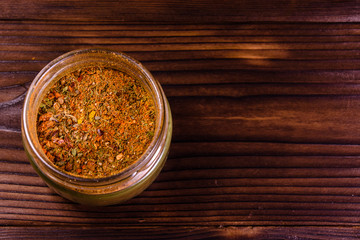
[22,48,166,185]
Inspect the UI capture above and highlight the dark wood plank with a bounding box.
[170,95,360,144]
[0,0,359,23]
[1,22,360,88]
[1,226,360,240]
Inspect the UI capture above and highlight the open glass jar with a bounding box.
[21,49,172,206]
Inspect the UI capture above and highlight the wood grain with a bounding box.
[1,226,360,239]
[1,20,360,227]
[1,0,360,238]
[0,0,359,23]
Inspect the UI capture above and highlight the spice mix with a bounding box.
[37,66,156,178]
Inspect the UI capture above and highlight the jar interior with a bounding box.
[24,49,165,183]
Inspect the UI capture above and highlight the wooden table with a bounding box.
[2,1,360,239]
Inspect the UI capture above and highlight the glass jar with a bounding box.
[21,49,172,206]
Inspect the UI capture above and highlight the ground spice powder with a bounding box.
[36,66,156,178]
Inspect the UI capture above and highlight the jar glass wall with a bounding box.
[21,49,172,206]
